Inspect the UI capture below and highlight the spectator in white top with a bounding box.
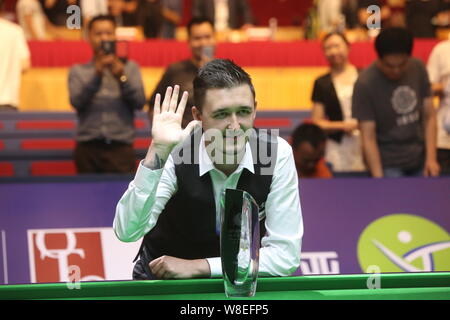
[0,0,31,112]
[427,39,450,175]
[16,0,48,40]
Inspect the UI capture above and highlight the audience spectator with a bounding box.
[39,0,79,27]
[81,0,108,31]
[352,28,440,178]
[317,0,345,33]
[122,0,139,26]
[433,0,450,27]
[342,0,360,29]
[405,0,447,38]
[291,123,333,179]
[68,15,146,174]
[106,0,139,27]
[108,0,126,26]
[191,0,253,32]
[148,17,216,128]
[159,0,183,39]
[312,32,366,173]
[16,0,48,40]
[427,39,450,175]
[357,0,391,29]
[0,0,31,112]
[138,0,164,38]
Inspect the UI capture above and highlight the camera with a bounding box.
[100,40,116,55]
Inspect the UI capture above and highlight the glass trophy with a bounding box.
[220,188,260,298]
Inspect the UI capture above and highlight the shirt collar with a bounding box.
[198,134,255,176]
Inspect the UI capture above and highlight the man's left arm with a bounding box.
[423,96,440,177]
[257,138,303,276]
[112,60,146,110]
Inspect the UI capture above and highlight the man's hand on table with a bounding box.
[149,256,211,279]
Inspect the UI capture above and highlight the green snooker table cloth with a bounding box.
[1,272,449,300]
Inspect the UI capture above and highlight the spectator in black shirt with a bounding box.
[148,17,216,127]
[405,0,447,38]
[40,0,79,26]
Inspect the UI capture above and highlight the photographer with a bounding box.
[68,15,146,174]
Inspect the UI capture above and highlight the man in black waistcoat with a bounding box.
[114,59,303,280]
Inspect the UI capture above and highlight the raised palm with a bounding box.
[151,86,200,147]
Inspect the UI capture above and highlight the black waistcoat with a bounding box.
[136,128,278,261]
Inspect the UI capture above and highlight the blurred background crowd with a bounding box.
[1,0,450,179]
[0,0,449,41]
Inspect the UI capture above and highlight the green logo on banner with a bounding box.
[358,214,450,273]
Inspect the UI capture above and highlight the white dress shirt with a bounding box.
[114,134,303,277]
[0,18,30,107]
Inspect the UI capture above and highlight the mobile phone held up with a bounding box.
[100,40,129,63]
[100,40,116,55]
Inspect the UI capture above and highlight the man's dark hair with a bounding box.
[88,15,117,32]
[375,27,413,58]
[0,0,4,10]
[193,59,255,111]
[291,123,326,149]
[187,17,215,36]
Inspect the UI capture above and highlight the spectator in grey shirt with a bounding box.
[69,15,146,174]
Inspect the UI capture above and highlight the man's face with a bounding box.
[89,20,116,54]
[194,84,256,160]
[377,53,410,81]
[189,22,216,61]
[293,141,325,176]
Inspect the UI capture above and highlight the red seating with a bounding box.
[21,139,76,150]
[30,161,77,176]
[134,119,147,129]
[0,163,14,177]
[0,140,4,150]
[16,121,76,130]
[255,118,291,128]
[133,138,151,149]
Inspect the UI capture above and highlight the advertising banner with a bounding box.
[0,177,449,285]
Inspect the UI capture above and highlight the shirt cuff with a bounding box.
[206,257,222,278]
[133,160,163,191]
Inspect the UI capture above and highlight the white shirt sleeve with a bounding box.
[113,157,178,242]
[207,138,304,278]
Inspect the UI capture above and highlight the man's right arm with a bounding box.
[352,79,383,177]
[114,86,201,242]
[359,121,383,178]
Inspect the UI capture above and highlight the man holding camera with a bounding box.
[69,15,146,174]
